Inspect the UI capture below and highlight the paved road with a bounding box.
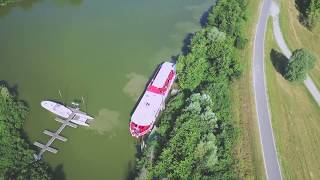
[271,2,320,105]
[252,0,282,179]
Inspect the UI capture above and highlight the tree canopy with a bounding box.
[0,86,53,180]
[306,0,320,29]
[285,48,316,82]
[134,0,246,178]
[176,28,241,91]
[207,0,248,48]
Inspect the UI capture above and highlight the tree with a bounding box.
[306,0,320,29]
[205,28,241,79]
[285,48,316,82]
[176,30,210,91]
[176,28,241,90]
[207,0,248,48]
[147,93,218,179]
[0,86,53,179]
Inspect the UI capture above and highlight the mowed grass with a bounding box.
[279,0,320,89]
[231,0,265,179]
[265,19,320,180]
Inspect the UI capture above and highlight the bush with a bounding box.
[285,48,316,82]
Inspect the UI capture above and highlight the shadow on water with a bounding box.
[270,49,289,76]
[125,143,144,180]
[0,81,66,179]
[0,80,19,97]
[53,164,66,180]
[181,4,215,56]
[53,0,83,7]
[181,33,194,55]
[199,5,214,28]
[0,0,83,18]
[0,0,41,18]
[125,160,137,180]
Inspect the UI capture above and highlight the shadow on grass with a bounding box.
[270,49,289,76]
[294,0,312,27]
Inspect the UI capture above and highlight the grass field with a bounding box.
[278,0,320,89]
[265,18,320,180]
[231,0,265,179]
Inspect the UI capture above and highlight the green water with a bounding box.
[0,0,211,179]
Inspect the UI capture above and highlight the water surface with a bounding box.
[0,0,211,179]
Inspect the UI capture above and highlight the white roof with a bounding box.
[152,62,174,88]
[130,62,175,127]
[131,91,164,126]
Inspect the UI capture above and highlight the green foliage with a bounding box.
[285,48,316,82]
[147,93,219,179]
[0,86,53,180]
[306,0,320,29]
[207,0,248,48]
[135,0,249,178]
[0,0,17,6]
[176,53,209,91]
[177,28,241,90]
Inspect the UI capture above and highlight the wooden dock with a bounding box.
[33,113,78,160]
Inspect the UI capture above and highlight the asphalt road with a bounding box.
[252,0,283,179]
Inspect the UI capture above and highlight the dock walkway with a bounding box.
[33,112,78,160]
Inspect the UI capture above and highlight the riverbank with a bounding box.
[133,0,256,178]
[0,0,213,179]
[0,85,53,179]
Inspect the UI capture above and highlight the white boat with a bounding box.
[41,101,71,119]
[70,111,93,127]
[41,101,93,127]
[129,62,176,137]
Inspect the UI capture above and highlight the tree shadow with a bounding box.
[270,49,289,76]
[200,5,214,28]
[181,33,194,55]
[0,0,41,18]
[125,159,137,180]
[0,80,19,97]
[125,142,145,180]
[53,164,66,180]
[294,0,310,27]
[0,0,84,18]
[295,0,309,17]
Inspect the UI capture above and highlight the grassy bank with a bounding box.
[231,0,266,179]
[0,85,53,180]
[265,18,320,180]
[133,0,258,179]
[278,0,320,89]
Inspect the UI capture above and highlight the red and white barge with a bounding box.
[129,62,176,138]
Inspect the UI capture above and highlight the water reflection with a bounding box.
[87,108,120,137]
[53,0,83,7]
[0,0,83,18]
